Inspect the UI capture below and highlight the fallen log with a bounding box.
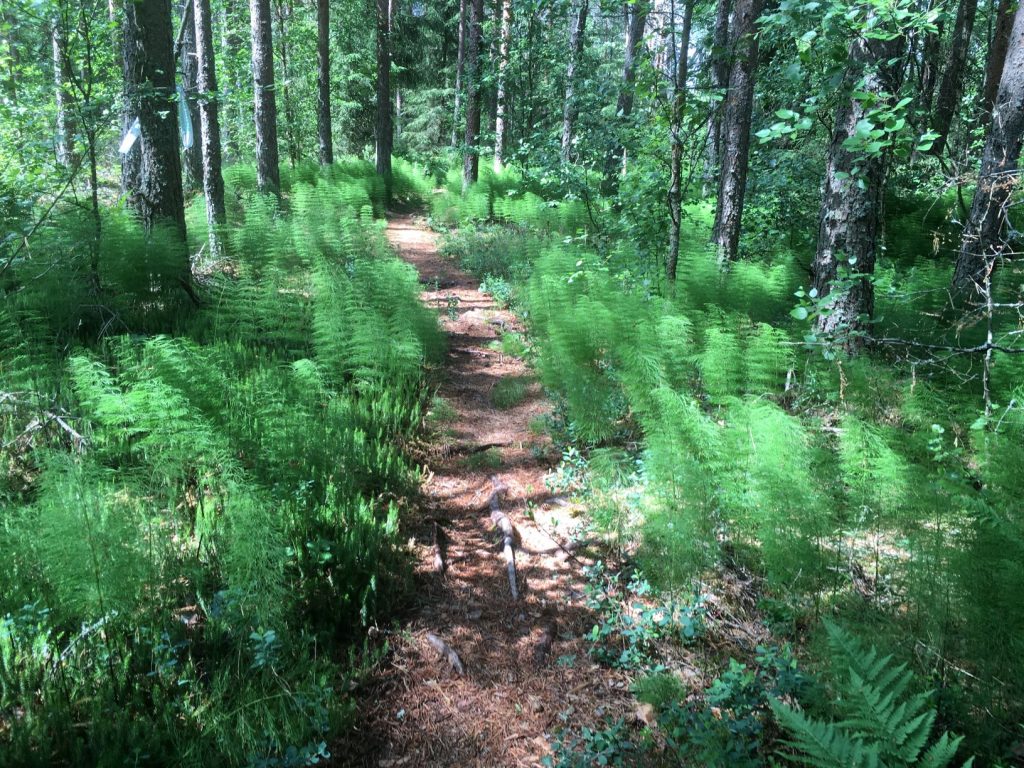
[488,476,519,600]
[425,632,465,675]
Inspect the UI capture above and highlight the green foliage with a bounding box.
[491,376,532,409]
[770,623,972,768]
[0,164,441,765]
[542,718,645,768]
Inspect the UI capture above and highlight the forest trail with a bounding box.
[339,214,632,766]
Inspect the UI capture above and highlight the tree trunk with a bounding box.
[702,0,731,196]
[603,1,648,189]
[812,28,902,350]
[493,0,512,171]
[981,0,1013,119]
[712,0,760,263]
[376,0,393,190]
[916,4,943,126]
[930,0,978,155]
[52,17,76,168]
[121,0,187,240]
[462,0,483,189]
[451,0,466,148]
[667,0,694,281]
[316,0,333,165]
[251,0,280,195]
[560,0,589,165]
[276,0,299,166]
[179,0,203,192]
[953,3,1024,292]
[193,0,226,240]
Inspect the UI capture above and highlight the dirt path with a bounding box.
[339,214,632,767]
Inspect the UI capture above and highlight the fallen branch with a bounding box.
[488,476,519,600]
[425,632,465,675]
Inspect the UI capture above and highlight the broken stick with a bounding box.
[487,476,519,600]
[425,632,465,675]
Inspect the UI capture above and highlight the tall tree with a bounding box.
[560,0,589,164]
[193,0,225,240]
[915,2,943,124]
[713,0,761,263]
[953,3,1024,292]
[981,0,1013,118]
[462,0,483,188]
[316,0,332,165]
[178,0,203,191]
[667,0,694,281]
[451,0,466,148]
[493,0,512,171]
[376,0,392,188]
[812,22,902,349]
[52,15,76,168]
[250,0,280,195]
[930,0,978,155]
[121,0,187,237]
[603,0,648,188]
[275,0,299,166]
[702,0,731,195]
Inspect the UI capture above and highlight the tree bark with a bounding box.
[916,4,943,126]
[276,0,299,167]
[953,3,1024,292]
[462,0,483,189]
[250,0,280,196]
[121,0,187,240]
[193,0,226,239]
[981,0,1013,119]
[560,0,589,165]
[603,1,648,189]
[702,0,731,196]
[712,0,760,263]
[493,0,512,171]
[930,0,978,155]
[666,0,694,281]
[177,0,202,192]
[451,0,466,148]
[316,0,333,165]
[812,27,902,350]
[52,16,77,168]
[376,0,393,190]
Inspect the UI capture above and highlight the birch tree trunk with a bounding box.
[179,0,203,192]
[251,0,281,196]
[462,0,483,189]
[713,0,760,263]
[560,0,589,165]
[953,4,1024,292]
[52,16,76,168]
[316,0,333,165]
[493,0,512,171]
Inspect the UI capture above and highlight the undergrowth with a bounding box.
[0,159,442,765]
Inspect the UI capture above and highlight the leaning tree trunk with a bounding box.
[953,3,1024,293]
[666,0,694,281]
[812,28,902,351]
[193,0,225,243]
[930,0,978,156]
[462,0,483,189]
[603,1,648,189]
[250,0,280,196]
[122,0,187,240]
[493,0,512,171]
[52,16,76,168]
[451,0,466,148]
[179,0,202,191]
[316,0,332,165]
[560,0,589,165]
[376,0,393,191]
[702,0,731,196]
[981,0,1013,119]
[713,0,760,263]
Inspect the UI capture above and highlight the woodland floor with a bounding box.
[335,213,636,766]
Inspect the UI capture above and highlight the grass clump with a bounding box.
[491,376,532,409]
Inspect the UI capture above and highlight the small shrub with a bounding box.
[491,377,532,409]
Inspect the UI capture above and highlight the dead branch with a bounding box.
[488,476,519,600]
[425,632,465,675]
